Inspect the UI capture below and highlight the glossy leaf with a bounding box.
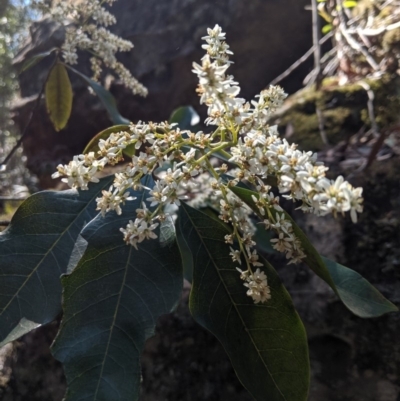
[177,202,309,401]
[45,62,73,131]
[0,176,114,345]
[66,65,130,125]
[169,106,200,130]
[83,124,130,154]
[229,185,398,318]
[52,176,183,401]
[21,47,57,72]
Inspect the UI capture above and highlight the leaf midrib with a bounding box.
[91,177,151,400]
[92,246,132,401]
[182,205,288,401]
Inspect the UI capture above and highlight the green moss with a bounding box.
[383,28,400,51]
[274,76,400,151]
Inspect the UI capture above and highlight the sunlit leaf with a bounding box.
[0,176,114,345]
[83,124,130,154]
[343,0,358,8]
[45,62,73,131]
[322,24,332,34]
[177,202,310,401]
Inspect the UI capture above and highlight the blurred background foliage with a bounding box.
[0,0,38,196]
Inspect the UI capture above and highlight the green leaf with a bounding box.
[169,106,200,130]
[83,124,130,154]
[343,0,358,8]
[322,257,398,318]
[0,318,41,348]
[177,202,309,401]
[176,216,194,283]
[254,223,274,254]
[229,185,398,318]
[66,65,130,125]
[0,176,114,345]
[20,47,57,72]
[45,62,73,131]
[322,24,332,34]
[159,215,176,247]
[52,176,183,401]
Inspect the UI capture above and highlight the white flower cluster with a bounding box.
[53,25,364,304]
[33,0,147,96]
[237,268,271,304]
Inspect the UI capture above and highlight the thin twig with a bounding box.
[311,0,323,89]
[311,0,329,145]
[269,32,332,86]
[316,108,329,145]
[0,55,58,168]
[358,81,379,137]
[0,220,11,226]
[339,24,380,71]
[364,130,388,170]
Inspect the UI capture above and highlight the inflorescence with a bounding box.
[52,25,363,304]
[33,0,147,96]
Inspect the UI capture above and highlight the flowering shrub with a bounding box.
[0,25,397,401]
[32,0,147,96]
[21,0,147,133]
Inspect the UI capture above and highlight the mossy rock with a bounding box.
[273,75,400,151]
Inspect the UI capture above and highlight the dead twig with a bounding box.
[358,81,379,137]
[269,32,333,86]
[311,0,323,89]
[339,24,380,71]
[316,108,329,145]
[364,129,388,169]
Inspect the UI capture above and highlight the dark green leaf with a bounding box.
[254,223,274,254]
[0,176,114,345]
[66,65,130,125]
[45,62,73,131]
[177,202,309,401]
[20,48,57,72]
[52,176,183,401]
[176,217,194,283]
[169,106,200,130]
[229,185,398,318]
[322,257,398,318]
